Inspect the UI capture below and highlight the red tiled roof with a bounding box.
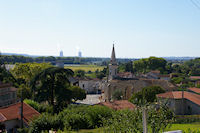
[190,76,200,80]
[188,88,200,94]
[157,91,200,106]
[0,102,40,124]
[98,100,136,110]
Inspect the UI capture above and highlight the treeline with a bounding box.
[0,55,134,65]
[118,56,200,76]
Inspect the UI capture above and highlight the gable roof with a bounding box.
[0,102,40,124]
[157,91,200,106]
[190,76,200,80]
[188,88,200,94]
[98,100,136,110]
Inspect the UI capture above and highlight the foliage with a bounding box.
[11,62,52,84]
[112,89,123,100]
[0,56,16,83]
[129,86,165,106]
[69,86,86,101]
[29,113,63,133]
[74,69,85,78]
[65,65,105,72]
[29,105,113,132]
[17,84,32,99]
[102,109,143,133]
[133,57,167,74]
[31,67,74,113]
[148,103,175,133]
[59,105,113,129]
[174,115,200,124]
[24,99,53,114]
[118,61,133,73]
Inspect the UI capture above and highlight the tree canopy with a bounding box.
[133,57,167,74]
[129,86,166,106]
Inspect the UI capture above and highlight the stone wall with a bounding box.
[103,78,177,101]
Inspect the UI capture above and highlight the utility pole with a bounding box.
[142,107,148,133]
[20,87,23,128]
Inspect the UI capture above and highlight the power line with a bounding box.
[190,0,200,11]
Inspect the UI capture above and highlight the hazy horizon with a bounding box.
[1,0,200,58]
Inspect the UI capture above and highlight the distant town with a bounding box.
[1,45,200,133]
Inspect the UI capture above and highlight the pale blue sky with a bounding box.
[0,0,200,58]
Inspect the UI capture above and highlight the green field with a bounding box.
[65,65,105,72]
[62,123,200,133]
[165,123,200,132]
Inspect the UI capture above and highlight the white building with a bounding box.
[79,78,101,94]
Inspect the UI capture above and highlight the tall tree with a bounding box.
[31,67,74,112]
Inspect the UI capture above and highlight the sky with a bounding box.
[0,0,200,58]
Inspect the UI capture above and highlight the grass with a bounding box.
[61,123,200,133]
[65,65,105,72]
[165,123,200,132]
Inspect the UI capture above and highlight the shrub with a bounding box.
[57,105,112,130]
[29,113,63,133]
[102,109,143,133]
[24,99,53,114]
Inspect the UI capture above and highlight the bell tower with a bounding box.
[109,44,118,80]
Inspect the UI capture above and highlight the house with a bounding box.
[117,72,134,79]
[188,87,200,94]
[98,100,136,110]
[79,77,101,94]
[0,83,18,107]
[0,102,40,133]
[157,91,200,115]
[145,70,160,79]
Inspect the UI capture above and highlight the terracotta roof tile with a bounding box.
[188,88,200,94]
[157,91,200,106]
[0,102,40,124]
[190,76,200,80]
[98,100,136,110]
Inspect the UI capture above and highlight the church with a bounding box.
[102,45,177,102]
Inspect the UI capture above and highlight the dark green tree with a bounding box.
[31,67,74,112]
[74,69,85,78]
[69,86,86,101]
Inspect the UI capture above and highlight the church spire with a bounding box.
[111,44,116,65]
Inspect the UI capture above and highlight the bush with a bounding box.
[24,99,53,114]
[175,115,200,124]
[102,109,143,133]
[63,113,90,130]
[58,105,113,130]
[29,113,63,133]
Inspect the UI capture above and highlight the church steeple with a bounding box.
[109,44,118,80]
[111,44,117,65]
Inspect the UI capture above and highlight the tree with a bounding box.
[112,89,123,100]
[148,102,175,133]
[74,69,85,78]
[11,63,52,99]
[129,86,165,106]
[31,67,74,112]
[125,61,133,73]
[133,57,167,74]
[69,86,86,101]
[11,63,52,84]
